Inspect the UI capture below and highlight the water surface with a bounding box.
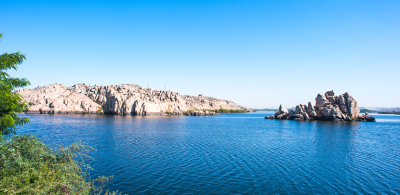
[18,112,400,194]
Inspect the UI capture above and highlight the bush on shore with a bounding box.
[215,108,247,113]
[0,135,119,195]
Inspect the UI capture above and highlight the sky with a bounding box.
[1,0,399,108]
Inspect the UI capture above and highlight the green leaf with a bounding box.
[0,31,30,138]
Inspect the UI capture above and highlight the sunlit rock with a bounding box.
[265,91,371,122]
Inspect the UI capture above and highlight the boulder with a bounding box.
[289,110,295,115]
[295,105,304,114]
[347,99,359,117]
[332,106,343,119]
[325,91,337,104]
[290,114,303,120]
[301,112,310,120]
[274,111,281,117]
[342,92,360,118]
[307,102,315,113]
[315,94,329,108]
[325,91,334,96]
[340,105,348,113]
[337,95,346,105]
[308,111,317,118]
[279,104,289,114]
[322,107,333,117]
[300,104,307,113]
[326,96,337,104]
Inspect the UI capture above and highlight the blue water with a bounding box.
[17,112,400,194]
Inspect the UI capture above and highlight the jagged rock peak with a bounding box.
[265,91,375,122]
[16,83,251,115]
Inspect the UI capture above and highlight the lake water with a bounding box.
[18,112,400,194]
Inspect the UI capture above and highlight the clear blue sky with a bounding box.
[1,0,399,108]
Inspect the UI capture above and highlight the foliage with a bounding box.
[96,106,104,115]
[215,108,247,113]
[360,109,378,113]
[184,108,248,114]
[0,135,120,194]
[182,109,194,115]
[0,32,31,141]
[378,111,400,115]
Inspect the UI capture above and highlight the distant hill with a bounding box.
[360,109,378,113]
[377,111,400,115]
[359,107,400,112]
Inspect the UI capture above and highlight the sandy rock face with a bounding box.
[16,83,249,115]
[265,91,374,122]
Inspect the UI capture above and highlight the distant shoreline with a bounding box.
[253,109,278,112]
[22,108,251,116]
[377,111,400,115]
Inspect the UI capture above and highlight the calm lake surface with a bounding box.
[18,112,400,194]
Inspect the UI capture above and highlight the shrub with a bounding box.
[183,109,194,115]
[96,106,104,115]
[0,135,119,194]
[215,108,247,113]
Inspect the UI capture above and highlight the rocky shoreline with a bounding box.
[265,91,376,122]
[17,83,251,116]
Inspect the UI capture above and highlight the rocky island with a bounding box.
[16,83,251,116]
[265,91,376,122]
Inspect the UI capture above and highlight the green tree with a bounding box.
[0,32,30,141]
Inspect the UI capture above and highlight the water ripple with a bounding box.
[16,112,400,194]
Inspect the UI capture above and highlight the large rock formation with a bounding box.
[16,83,251,116]
[265,91,375,122]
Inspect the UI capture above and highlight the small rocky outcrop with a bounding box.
[16,83,250,116]
[265,91,376,122]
